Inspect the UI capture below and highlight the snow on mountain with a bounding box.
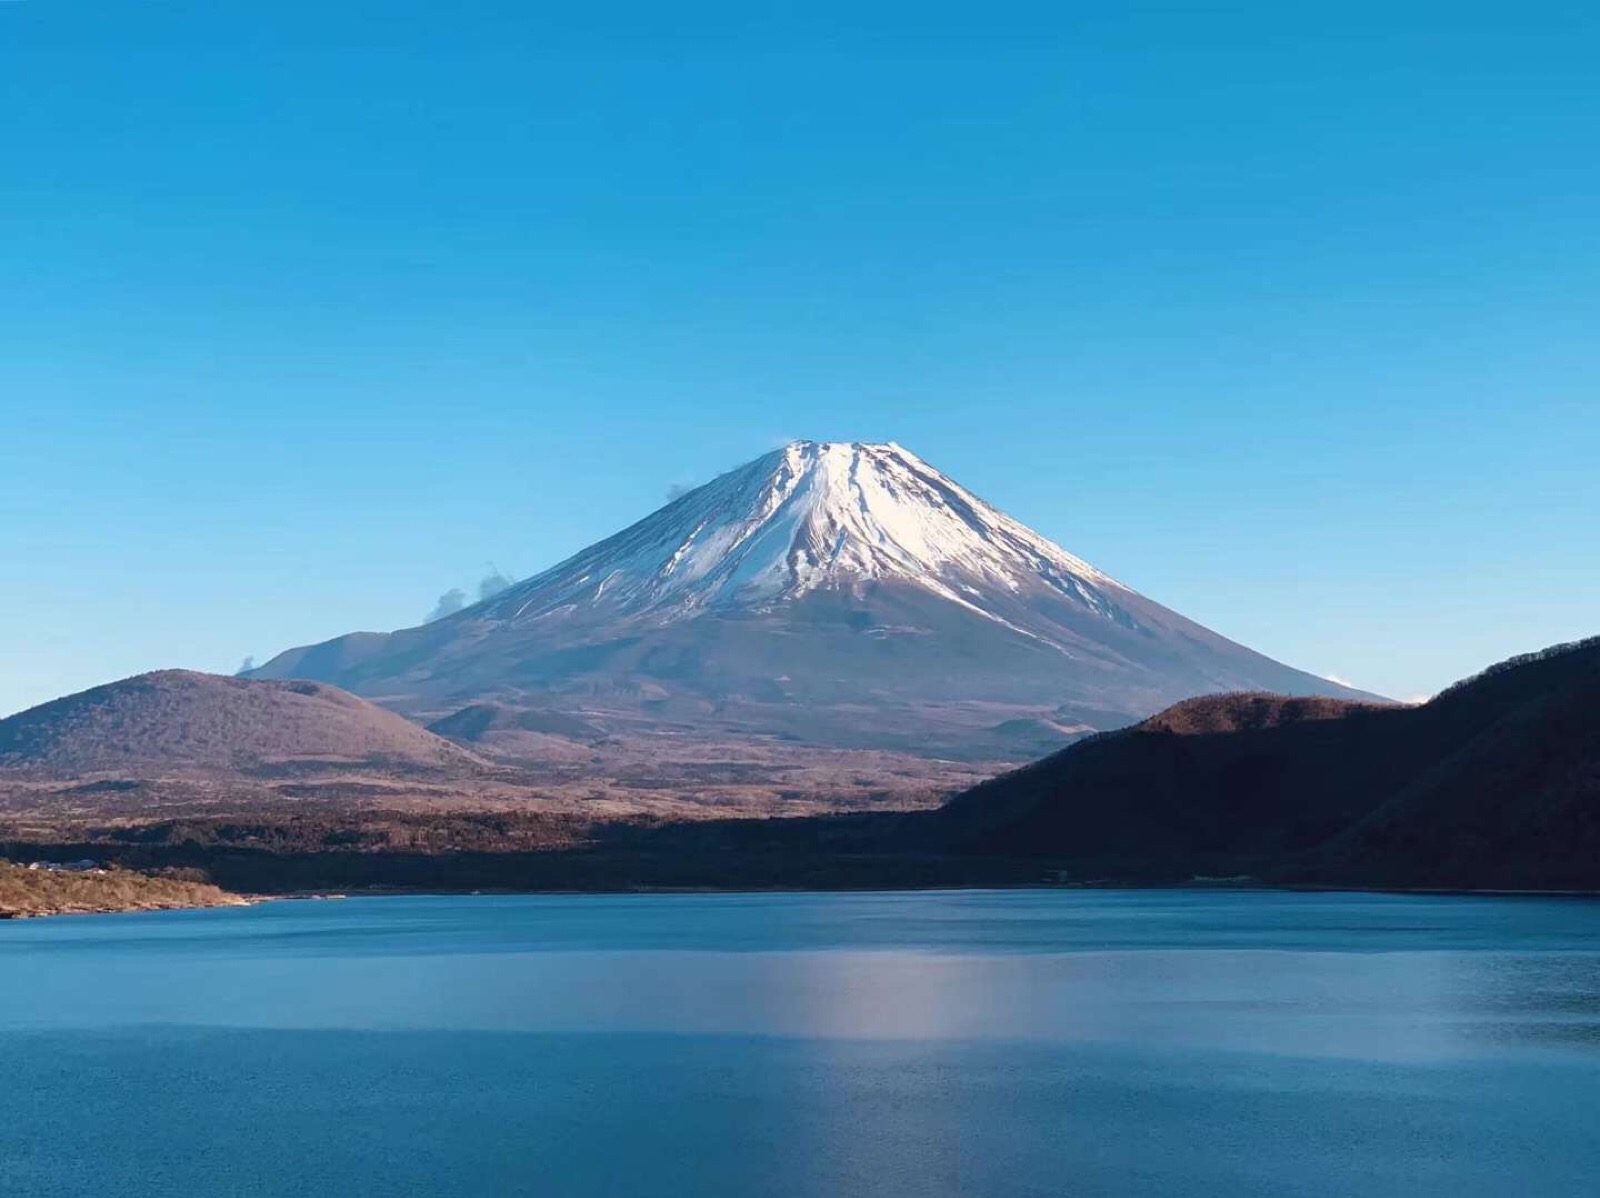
[478,441,1121,646]
[250,440,1380,756]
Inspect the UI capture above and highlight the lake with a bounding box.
[3,889,1599,1196]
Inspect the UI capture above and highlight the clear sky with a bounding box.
[3,1,1597,716]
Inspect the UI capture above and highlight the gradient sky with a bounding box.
[3,1,1597,716]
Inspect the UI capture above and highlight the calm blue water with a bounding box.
[4,889,1600,1197]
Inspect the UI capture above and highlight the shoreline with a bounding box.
[254,880,1600,901]
[10,866,1600,921]
[0,895,255,920]
[0,860,253,921]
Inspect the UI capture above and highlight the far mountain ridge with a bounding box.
[249,440,1377,756]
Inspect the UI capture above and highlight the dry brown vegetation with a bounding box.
[0,860,247,919]
[0,671,1008,824]
[0,735,998,822]
[1136,693,1389,736]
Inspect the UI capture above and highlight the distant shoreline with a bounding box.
[10,880,1599,922]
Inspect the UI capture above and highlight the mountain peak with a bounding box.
[480,440,1120,632]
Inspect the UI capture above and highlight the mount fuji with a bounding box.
[250,441,1377,757]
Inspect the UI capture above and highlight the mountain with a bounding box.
[0,671,484,778]
[250,440,1375,756]
[935,637,1600,888]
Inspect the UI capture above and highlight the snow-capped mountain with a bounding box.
[251,441,1376,757]
[475,441,1127,644]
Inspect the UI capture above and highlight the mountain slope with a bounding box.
[0,671,485,777]
[936,637,1600,886]
[251,441,1375,755]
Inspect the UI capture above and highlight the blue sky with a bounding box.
[2,1,1597,715]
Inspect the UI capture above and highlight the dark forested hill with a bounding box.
[936,638,1600,888]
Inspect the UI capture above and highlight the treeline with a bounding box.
[0,809,1038,895]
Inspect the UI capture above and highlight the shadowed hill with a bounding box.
[0,671,486,777]
[937,638,1600,887]
[1314,641,1600,888]
[937,693,1401,875]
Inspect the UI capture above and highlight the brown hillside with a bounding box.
[0,671,486,777]
[1136,693,1383,736]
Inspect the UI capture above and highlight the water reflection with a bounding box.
[4,891,1600,1198]
[3,892,1599,1064]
